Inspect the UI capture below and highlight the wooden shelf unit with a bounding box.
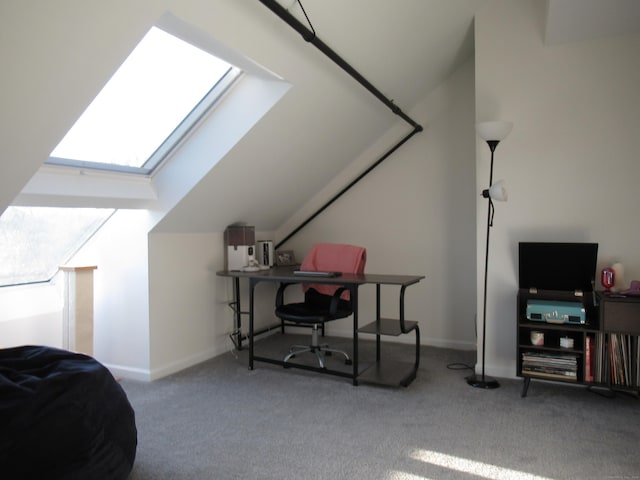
[517,289,640,397]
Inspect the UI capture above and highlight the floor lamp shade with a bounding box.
[477,121,513,142]
[483,179,508,201]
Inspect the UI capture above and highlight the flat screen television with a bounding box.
[518,242,598,292]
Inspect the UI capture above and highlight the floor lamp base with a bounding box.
[466,374,500,389]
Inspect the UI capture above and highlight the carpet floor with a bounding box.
[121,334,640,480]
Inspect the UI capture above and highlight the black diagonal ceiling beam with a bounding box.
[258,0,423,249]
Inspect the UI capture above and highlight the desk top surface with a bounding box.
[596,291,640,303]
[217,266,424,286]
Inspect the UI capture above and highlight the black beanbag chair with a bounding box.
[0,345,137,479]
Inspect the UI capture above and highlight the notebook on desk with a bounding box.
[293,270,342,278]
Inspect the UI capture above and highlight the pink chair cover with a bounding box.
[300,243,366,300]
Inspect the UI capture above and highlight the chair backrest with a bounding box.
[300,243,366,301]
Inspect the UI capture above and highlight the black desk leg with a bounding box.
[351,285,359,386]
[234,277,242,350]
[249,278,256,370]
[376,284,381,362]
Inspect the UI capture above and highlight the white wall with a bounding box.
[0,283,62,349]
[475,0,640,378]
[147,231,279,379]
[71,209,152,379]
[138,56,477,381]
[1,1,478,380]
[66,40,289,380]
[139,0,640,383]
[276,57,478,350]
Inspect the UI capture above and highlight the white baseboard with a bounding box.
[148,343,228,381]
[105,339,231,382]
[474,362,518,380]
[105,363,152,382]
[104,331,500,382]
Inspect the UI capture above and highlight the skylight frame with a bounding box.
[48,67,242,175]
[46,26,243,176]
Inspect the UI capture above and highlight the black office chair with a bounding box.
[274,243,366,368]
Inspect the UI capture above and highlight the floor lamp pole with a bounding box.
[467,140,500,389]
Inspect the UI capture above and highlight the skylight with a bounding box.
[0,207,115,287]
[48,26,240,175]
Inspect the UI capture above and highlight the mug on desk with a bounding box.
[530,331,544,346]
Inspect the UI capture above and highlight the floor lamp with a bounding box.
[467,120,513,389]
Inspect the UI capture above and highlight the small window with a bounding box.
[0,207,114,287]
[48,26,240,175]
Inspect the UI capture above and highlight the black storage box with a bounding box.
[518,242,599,325]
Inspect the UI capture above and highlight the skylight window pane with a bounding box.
[0,207,114,287]
[50,27,232,170]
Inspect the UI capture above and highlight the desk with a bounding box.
[217,267,424,386]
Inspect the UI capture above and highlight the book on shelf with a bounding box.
[585,334,594,382]
[637,340,640,387]
[608,333,637,388]
[594,332,604,384]
[637,341,640,386]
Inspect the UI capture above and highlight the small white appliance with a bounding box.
[224,225,255,271]
[256,240,274,267]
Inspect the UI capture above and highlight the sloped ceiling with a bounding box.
[153,0,484,233]
[156,0,640,234]
[2,0,639,235]
[544,0,640,45]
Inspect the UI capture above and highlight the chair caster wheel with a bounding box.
[345,359,352,365]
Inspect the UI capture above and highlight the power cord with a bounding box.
[446,314,477,372]
[447,362,474,371]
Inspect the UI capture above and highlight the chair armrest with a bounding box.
[328,287,348,316]
[276,282,296,308]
